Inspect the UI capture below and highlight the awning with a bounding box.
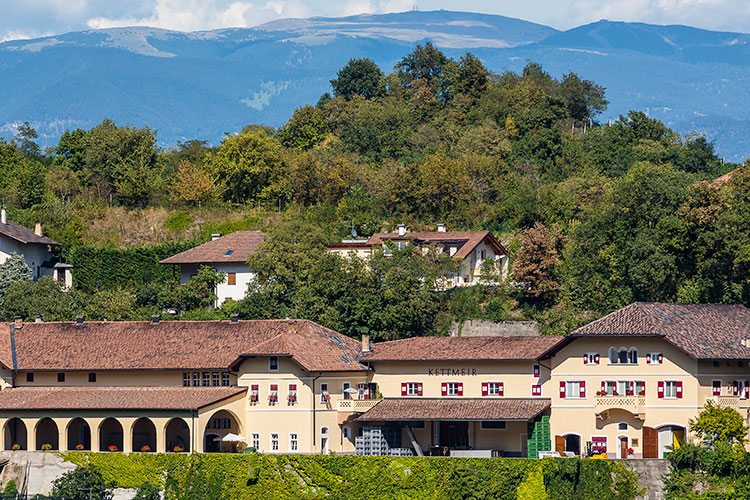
[214,433,246,442]
[357,398,551,422]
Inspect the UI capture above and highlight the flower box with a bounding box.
[11,444,21,451]
[140,445,151,452]
[173,445,185,452]
[40,443,52,451]
[75,444,85,451]
[108,445,118,452]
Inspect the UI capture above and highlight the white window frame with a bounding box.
[269,356,279,371]
[406,382,421,396]
[712,379,722,396]
[618,422,628,431]
[182,373,190,387]
[320,383,330,403]
[287,384,298,404]
[202,372,210,387]
[663,380,678,399]
[212,372,220,386]
[584,352,599,365]
[289,433,298,452]
[609,347,638,365]
[251,433,260,450]
[531,384,542,396]
[343,426,351,439]
[591,435,608,454]
[221,372,230,386]
[342,381,351,400]
[269,384,279,404]
[446,382,460,396]
[270,433,279,452]
[647,352,662,364]
[192,372,200,387]
[564,380,584,399]
[249,385,260,403]
[487,381,502,396]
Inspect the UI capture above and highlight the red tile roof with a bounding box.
[9,319,366,372]
[359,336,564,362]
[357,398,551,421]
[0,386,246,410]
[365,231,506,259]
[0,220,59,246]
[571,302,750,360]
[160,231,265,265]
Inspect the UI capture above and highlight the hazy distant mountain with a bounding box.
[1,10,748,161]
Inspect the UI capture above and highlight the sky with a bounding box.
[3,0,750,42]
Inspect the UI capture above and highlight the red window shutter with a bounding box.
[289,384,296,391]
[676,381,683,399]
[601,380,606,393]
[658,353,663,364]
[441,383,447,396]
[628,381,635,396]
[271,384,277,391]
[560,381,566,398]
[417,383,423,396]
[583,354,588,365]
[733,381,739,396]
[745,383,749,399]
[639,381,646,396]
[481,383,488,397]
[647,355,651,364]
[499,382,504,396]
[657,381,664,398]
[401,383,407,396]
[251,384,259,391]
[457,383,464,396]
[594,354,600,364]
[712,381,721,396]
[579,381,586,398]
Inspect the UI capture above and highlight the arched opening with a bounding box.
[35,418,59,450]
[99,418,123,452]
[563,434,581,455]
[165,418,190,452]
[67,418,91,451]
[132,418,157,453]
[203,410,242,453]
[657,424,686,458]
[4,418,27,450]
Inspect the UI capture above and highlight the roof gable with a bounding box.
[366,230,507,260]
[0,220,59,246]
[160,231,266,265]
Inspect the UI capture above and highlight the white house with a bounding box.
[160,231,266,307]
[0,208,72,287]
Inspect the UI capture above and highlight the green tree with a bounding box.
[177,266,226,311]
[50,464,115,500]
[277,105,330,151]
[3,480,17,494]
[2,277,75,321]
[13,121,41,158]
[396,41,449,90]
[330,58,386,99]
[559,72,608,122]
[133,481,160,500]
[84,287,137,320]
[513,223,565,302]
[689,400,749,447]
[454,52,490,99]
[0,253,32,307]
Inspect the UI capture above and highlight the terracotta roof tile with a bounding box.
[0,220,59,246]
[10,319,366,372]
[360,336,564,362]
[0,386,246,410]
[366,231,506,259]
[571,302,750,359]
[160,231,265,265]
[357,398,551,421]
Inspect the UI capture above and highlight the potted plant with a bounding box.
[172,445,184,452]
[75,444,85,451]
[108,445,118,452]
[140,445,151,452]
[11,444,21,451]
[627,447,634,456]
[40,443,52,451]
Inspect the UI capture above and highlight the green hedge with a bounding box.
[63,453,642,500]
[65,242,198,293]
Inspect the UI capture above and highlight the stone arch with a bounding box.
[66,418,91,451]
[132,418,157,453]
[203,409,242,453]
[35,418,59,450]
[4,418,27,450]
[165,418,190,452]
[99,418,123,452]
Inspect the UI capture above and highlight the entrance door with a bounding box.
[439,421,469,448]
[204,434,220,453]
[643,427,658,458]
[555,435,565,453]
[620,437,628,459]
[321,437,329,454]
[564,435,580,455]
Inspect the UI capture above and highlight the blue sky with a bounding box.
[3,0,750,42]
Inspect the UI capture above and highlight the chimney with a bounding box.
[361,333,370,352]
[75,315,85,325]
[742,338,750,348]
[34,315,43,323]
[230,313,239,324]
[151,314,161,324]
[437,223,446,233]
[34,223,43,237]
[397,224,407,237]
[1,207,6,225]
[211,233,221,241]
[13,316,22,330]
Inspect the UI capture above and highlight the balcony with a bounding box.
[709,395,748,408]
[595,395,646,420]
[336,399,381,413]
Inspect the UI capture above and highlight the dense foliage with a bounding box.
[1,43,747,333]
[63,453,642,500]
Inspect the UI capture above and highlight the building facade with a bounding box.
[160,231,266,306]
[0,302,747,458]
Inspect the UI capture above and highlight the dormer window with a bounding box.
[609,347,638,364]
[269,356,279,371]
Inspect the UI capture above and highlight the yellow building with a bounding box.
[0,302,747,459]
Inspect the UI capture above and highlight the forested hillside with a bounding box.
[0,43,747,339]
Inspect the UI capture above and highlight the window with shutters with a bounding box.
[269,384,279,404]
[532,364,541,378]
[635,380,646,396]
[531,384,542,396]
[482,381,503,397]
[288,384,297,404]
[249,384,259,403]
[583,352,600,365]
[561,381,586,399]
[646,352,663,364]
[402,382,422,396]
[712,380,722,396]
[445,382,462,396]
[734,380,750,399]
[660,380,680,399]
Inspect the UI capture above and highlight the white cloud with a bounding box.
[565,0,750,32]
[0,29,55,42]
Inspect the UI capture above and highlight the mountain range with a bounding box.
[1,10,749,161]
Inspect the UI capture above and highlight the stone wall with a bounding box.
[449,320,540,337]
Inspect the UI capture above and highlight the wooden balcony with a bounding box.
[336,399,380,413]
[595,395,646,420]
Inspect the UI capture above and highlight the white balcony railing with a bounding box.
[595,395,646,419]
[336,399,380,412]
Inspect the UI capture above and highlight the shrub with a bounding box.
[3,480,17,494]
[50,464,115,500]
[133,481,160,500]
